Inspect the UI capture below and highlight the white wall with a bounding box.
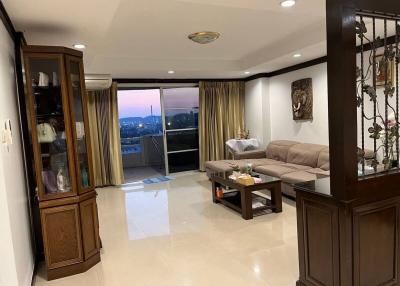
[0,22,34,286]
[245,78,271,148]
[269,63,329,145]
[245,63,329,147]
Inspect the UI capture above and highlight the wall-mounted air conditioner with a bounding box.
[85,74,112,90]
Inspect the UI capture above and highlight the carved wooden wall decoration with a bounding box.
[291,78,313,120]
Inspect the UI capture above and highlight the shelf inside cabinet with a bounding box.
[33,85,61,90]
[36,113,64,120]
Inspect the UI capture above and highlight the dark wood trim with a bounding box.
[243,73,270,82]
[0,0,16,40]
[354,0,399,15]
[23,45,82,57]
[326,2,358,200]
[356,35,396,54]
[114,78,244,84]
[268,56,328,78]
[112,56,331,84]
[117,86,191,91]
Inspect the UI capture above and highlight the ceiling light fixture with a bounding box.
[245,71,251,75]
[293,53,302,58]
[73,43,86,49]
[168,70,175,74]
[280,0,296,7]
[188,31,220,44]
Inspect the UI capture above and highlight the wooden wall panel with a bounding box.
[80,198,100,259]
[41,205,83,269]
[354,202,399,286]
[298,197,340,286]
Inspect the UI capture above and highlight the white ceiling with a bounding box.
[4,0,327,79]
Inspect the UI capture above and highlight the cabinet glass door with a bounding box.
[26,55,76,198]
[66,56,93,192]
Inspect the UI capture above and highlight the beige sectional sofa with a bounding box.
[205,140,331,198]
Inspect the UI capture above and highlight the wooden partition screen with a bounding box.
[294,1,400,286]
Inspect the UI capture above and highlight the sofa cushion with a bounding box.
[243,158,285,167]
[205,161,236,174]
[281,171,318,184]
[287,143,327,168]
[265,140,300,162]
[205,160,247,172]
[234,150,266,160]
[307,168,330,177]
[317,148,330,170]
[255,165,305,178]
[283,163,312,170]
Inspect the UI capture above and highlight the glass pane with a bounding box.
[69,60,91,189]
[166,130,199,152]
[168,151,199,173]
[163,88,199,109]
[29,58,72,195]
[165,108,198,130]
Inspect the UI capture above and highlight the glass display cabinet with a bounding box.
[23,46,100,280]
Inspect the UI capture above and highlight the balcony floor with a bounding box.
[124,166,165,183]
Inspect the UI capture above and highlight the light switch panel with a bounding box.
[2,119,13,147]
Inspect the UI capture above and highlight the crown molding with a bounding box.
[114,57,328,84]
[115,33,397,85]
[114,78,245,84]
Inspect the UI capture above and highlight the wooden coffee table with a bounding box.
[211,172,282,220]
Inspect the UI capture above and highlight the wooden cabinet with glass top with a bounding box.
[23,46,100,280]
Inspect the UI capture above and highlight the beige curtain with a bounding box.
[87,82,124,186]
[199,81,245,171]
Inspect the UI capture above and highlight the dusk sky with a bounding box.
[117,88,199,119]
[118,89,161,118]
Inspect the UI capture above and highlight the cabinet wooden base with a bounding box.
[47,252,100,281]
[296,190,400,286]
[40,191,101,280]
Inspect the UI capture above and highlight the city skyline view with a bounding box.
[118,88,199,119]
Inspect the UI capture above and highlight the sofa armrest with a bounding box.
[234,149,266,160]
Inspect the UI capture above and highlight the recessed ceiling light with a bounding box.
[293,53,302,58]
[280,0,296,7]
[73,43,86,49]
[188,31,220,44]
[168,70,175,74]
[245,71,251,75]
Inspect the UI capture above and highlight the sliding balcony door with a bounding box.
[161,87,199,174]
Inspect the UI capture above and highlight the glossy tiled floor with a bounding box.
[123,166,165,183]
[34,172,299,286]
